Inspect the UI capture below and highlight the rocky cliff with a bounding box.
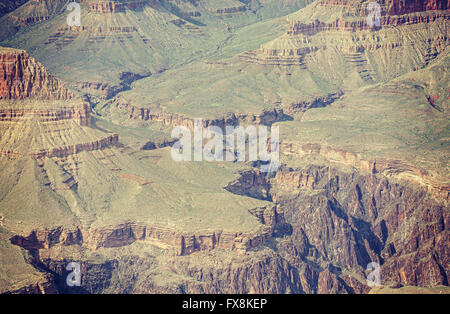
[10,219,272,257]
[0,47,73,100]
[223,164,448,290]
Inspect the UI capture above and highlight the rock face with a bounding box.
[28,134,119,159]
[0,47,118,160]
[0,103,91,125]
[209,5,247,15]
[224,162,449,290]
[281,142,449,200]
[315,0,449,14]
[0,47,73,100]
[110,97,289,129]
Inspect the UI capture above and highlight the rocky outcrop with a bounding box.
[10,221,272,257]
[281,142,450,200]
[209,5,247,15]
[29,134,119,159]
[315,0,449,15]
[70,72,150,99]
[0,0,28,19]
[66,25,138,33]
[283,93,343,115]
[10,15,51,25]
[0,46,120,160]
[385,0,449,15]
[141,138,176,150]
[44,26,143,50]
[0,48,73,100]
[71,81,123,99]
[111,99,289,128]
[0,103,90,125]
[2,274,58,294]
[288,12,450,35]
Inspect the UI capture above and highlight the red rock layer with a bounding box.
[0,49,73,100]
[117,101,285,129]
[10,221,272,256]
[0,103,91,125]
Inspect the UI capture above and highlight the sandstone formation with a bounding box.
[0,47,73,100]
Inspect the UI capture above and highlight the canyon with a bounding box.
[0,0,448,294]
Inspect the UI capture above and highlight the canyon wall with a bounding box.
[225,163,449,289]
[0,47,121,160]
[385,0,449,15]
[281,142,450,200]
[108,97,289,128]
[288,12,450,35]
[10,220,274,257]
[0,103,91,125]
[0,48,73,100]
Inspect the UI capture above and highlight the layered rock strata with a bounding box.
[10,221,272,256]
[0,47,73,100]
